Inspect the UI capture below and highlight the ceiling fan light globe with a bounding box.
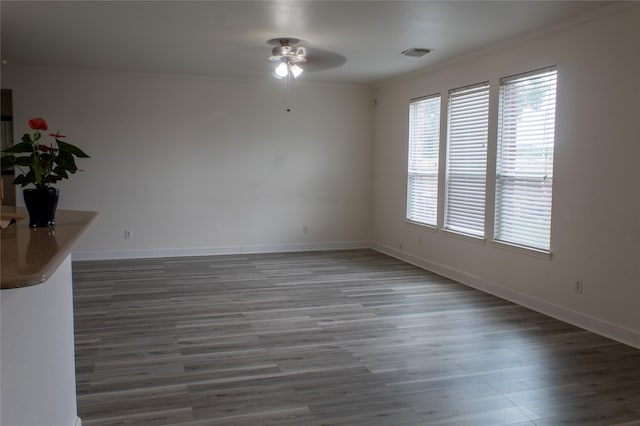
[275,62,289,77]
[290,64,304,78]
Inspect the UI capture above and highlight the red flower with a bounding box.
[28,117,48,131]
[49,132,66,138]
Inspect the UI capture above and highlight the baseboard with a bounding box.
[72,240,371,261]
[371,242,640,350]
[75,416,82,426]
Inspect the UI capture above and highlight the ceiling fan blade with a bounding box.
[265,38,346,73]
[303,47,347,72]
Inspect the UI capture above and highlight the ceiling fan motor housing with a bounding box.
[271,45,306,63]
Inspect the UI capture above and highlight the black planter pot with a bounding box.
[23,187,60,228]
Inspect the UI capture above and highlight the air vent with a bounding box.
[401,48,432,58]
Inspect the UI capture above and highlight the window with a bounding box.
[444,83,490,237]
[407,94,441,226]
[495,67,557,251]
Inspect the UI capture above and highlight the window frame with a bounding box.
[443,81,490,239]
[494,66,558,253]
[406,93,442,227]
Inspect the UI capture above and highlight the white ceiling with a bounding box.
[1,1,612,85]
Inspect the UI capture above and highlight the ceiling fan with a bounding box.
[269,38,306,79]
[268,38,347,80]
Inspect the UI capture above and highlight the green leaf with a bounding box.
[25,170,37,186]
[1,155,16,170]
[56,140,90,158]
[15,156,35,167]
[56,169,69,179]
[56,150,78,172]
[40,152,53,161]
[3,141,35,153]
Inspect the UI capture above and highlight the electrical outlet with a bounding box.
[575,279,583,294]
[303,225,309,234]
[124,229,132,240]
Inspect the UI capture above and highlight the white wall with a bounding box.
[2,70,373,257]
[372,5,640,346]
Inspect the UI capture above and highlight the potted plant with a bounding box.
[0,117,89,227]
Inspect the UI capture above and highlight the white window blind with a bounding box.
[407,94,441,226]
[495,67,557,251]
[445,83,490,237]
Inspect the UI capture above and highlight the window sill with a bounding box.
[489,239,552,260]
[405,220,438,232]
[442,228,486,245]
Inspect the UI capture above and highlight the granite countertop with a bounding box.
[1,207,98,289]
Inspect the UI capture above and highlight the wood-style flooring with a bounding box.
[72,249,640,426]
